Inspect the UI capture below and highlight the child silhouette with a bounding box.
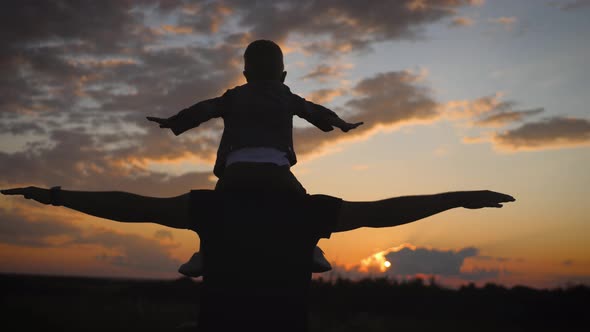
[147,40,363,277]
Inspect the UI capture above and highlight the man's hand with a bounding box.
[146,116,172,129]
[339,121,364,132]
[459,190,515,209]
[1,187,51,205]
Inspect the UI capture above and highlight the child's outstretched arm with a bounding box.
[147,96,224,136]
[296,98,363,133]
[326,114,364,132]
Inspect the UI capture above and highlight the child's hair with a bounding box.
[243,40,284,81]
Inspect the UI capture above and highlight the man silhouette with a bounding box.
[2,186,514,332]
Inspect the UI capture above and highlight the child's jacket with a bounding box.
[167,81,339,178]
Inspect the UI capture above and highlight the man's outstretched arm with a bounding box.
[334,190,515,232]
[1,187,192,229]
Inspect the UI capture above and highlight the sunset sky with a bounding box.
[1,0,589,289]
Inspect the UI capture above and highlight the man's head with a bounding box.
[243,40,287,82]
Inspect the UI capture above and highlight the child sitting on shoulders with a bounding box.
[147,40,363,277]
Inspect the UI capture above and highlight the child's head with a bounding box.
[243,40,287,83]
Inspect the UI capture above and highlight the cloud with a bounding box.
[300,64,352,82]
[0,67,442,198]
[488,16,517,26]
[1,1,584,202]
[155,229,174,240]
[486,16,527,36]
[229,0,485,54]
[551,0,590,11]
[0,206,182,272]
[383,245,478,276]
[0,0,487,119]
[79,229,182,272]
[0,1,491,194]
[449,16,475,27]
[0,207,81,247]
[325,243,504,284]
[305,88,347,104]
[443,93,507,119]
[294,70,440,158]
[156,25,195,35]
[0,128,216,196]
[492,116,590,151]
[462,135,490,144]
[442,93,546,128]
[0,1,244,121]
[178,1,234,34]
[448,96,589,151]
[474,107,544,127]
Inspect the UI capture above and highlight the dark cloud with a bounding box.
[0,1,153,51]
[0,121,46,135]
[346,71,439,124]
[0,0,165,116]
[493,116,590,151]
[0,128,215,196]
[384,246,478,276]
[177,1,233,34]
[0,0,243,121]
[1,0,479,119]
[294,70,439,156]
[230,0,483,54]
[0,3,244,197]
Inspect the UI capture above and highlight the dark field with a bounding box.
[1,273,587,331]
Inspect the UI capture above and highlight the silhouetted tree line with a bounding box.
[1,273,587,331]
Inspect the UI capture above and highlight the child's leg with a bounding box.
[178,244,204,277]
[178,177,227,277]
[312,243,332,273]
[284,170,333,273]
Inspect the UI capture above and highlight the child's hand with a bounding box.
[339,121,363,132]
[146,116,171,129]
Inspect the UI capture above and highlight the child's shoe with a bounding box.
[312,246,332,272]
[178,251,203,277]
